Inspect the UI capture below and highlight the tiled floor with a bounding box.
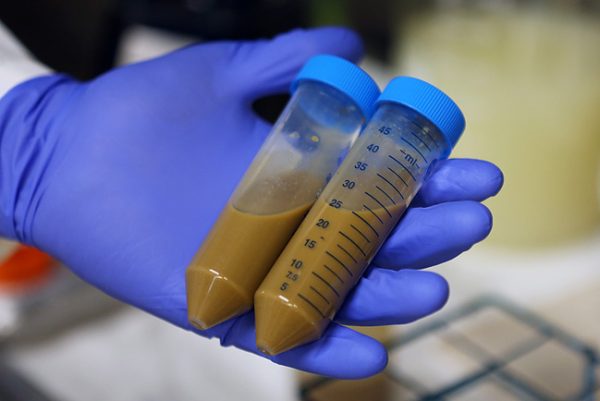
[448,379,524,401]
[303,294,600,400]
[537,281,600,351]
[448,308,541,360]
[505,341,588,399]
[388,330,483,392]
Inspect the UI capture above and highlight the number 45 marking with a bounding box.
[379,126,391,135]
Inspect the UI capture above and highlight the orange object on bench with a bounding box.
[0,245,56,289]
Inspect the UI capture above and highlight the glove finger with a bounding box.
[413,158,503,207]
[336,269,449,325]
[206,312,386,379]
[375,201,492,270]
[229,27,364,100]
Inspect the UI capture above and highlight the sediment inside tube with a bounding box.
[186,172,324,329]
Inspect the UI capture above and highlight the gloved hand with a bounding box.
[0,27,502,379]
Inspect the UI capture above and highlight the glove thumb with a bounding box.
[229,27,364,101]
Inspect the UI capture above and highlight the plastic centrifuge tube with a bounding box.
[186,55,380,330]
[255,77,466,355]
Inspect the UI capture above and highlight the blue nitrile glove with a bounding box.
[0,27,503,379]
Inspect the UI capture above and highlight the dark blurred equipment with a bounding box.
[0,0,398,122]
[0,0,310,80]
[0,0,122,80]
[0,1,400,80]
[121,0,310,40]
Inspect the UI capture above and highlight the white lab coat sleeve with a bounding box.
[0,22,52,98]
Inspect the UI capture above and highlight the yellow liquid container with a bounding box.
[396,3,600,248]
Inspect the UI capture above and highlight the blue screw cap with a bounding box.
[377,77,465,153]
[291,55,380,119]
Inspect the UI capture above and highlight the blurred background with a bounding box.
[0,0,599,400]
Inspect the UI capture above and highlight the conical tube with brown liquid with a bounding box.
[255,77,466,355]
[186,55,380,330]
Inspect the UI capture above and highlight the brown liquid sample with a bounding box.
[186,202,311,330]
[255,199,406,355]
[186,172,326,330]
[254,119,446,354]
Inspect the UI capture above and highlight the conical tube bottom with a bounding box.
[186,268,252,330]
[255,293,324,355]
